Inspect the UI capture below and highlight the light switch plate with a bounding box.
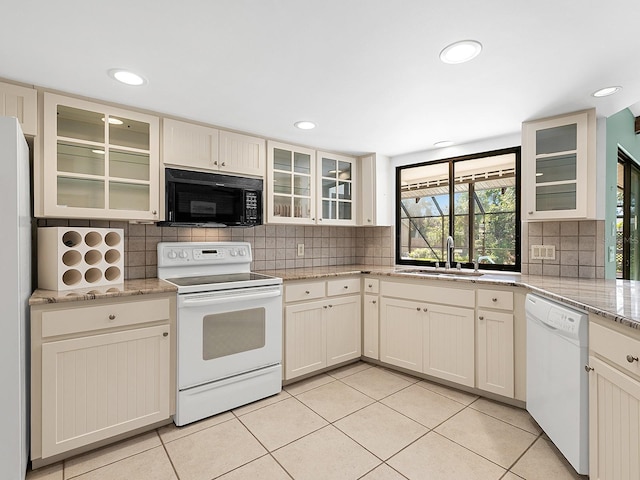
[297,243,304,256]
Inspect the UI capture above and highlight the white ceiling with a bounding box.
[1,1,639,157]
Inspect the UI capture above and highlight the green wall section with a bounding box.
[605,109,640,278]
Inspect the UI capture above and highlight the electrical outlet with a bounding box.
[297,243,304,257]
[608,245,615,263]
[530,244,555,260]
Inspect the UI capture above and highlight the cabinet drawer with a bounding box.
[590,322,640,377]
[41,298,170,338]
[477,289,514,311]
[327,278,361,296]
[285,281,325,302]
[363,278,379,294]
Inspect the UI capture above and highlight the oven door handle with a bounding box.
[180,288,282,307]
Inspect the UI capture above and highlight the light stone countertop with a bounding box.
[29,278,177,306]
[257,265,640,330]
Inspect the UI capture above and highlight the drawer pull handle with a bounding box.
[492,297,498,302]
[585,365,594,372]
[372,300,377,304]
[163,332,168,337]
[305,290,310,294]
[627,355,639,363]
[368,284,373,288]
[108,314,116,320]
[479,316,484,320]
[344,285,349,289]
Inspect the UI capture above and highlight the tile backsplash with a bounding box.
[36,220,395,279]
[521,220,605,279]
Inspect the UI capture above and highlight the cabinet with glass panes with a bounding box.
[267,141,316,224]
[39,93,159,220]
[522,109,596,220]
[317,151,356,225]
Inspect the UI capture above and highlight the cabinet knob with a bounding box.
[492,297,498,302]
[528,211,533,215]
[479,316,484,320]
[312,218,315,221]
[372,300,377,304]
[328,304,333,308]
[163,332,168,337]
[305,290,310,294]
[423,308,428,312]
[416,307,421,311]
[108,314,116,320]
[343,285,349,289]
[221,162,226,167]
[626,355,639,363]
[368,284,373,288]
[585,365,594,372]
[214,161,218,165]
[323,305,328,309]
[319,218,323,221]
[367,219,371,222]
[152,210,157,215]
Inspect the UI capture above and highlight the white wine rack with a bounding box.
[38,227,124,291]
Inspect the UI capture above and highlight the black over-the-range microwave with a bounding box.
[159,168,263,227]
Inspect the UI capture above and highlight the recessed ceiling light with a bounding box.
[294,121,316,130]
[434,140,454,148]
[592,86,622,97]
[101,116,123,125]
[439,40,482,64]
[108,69,147,86]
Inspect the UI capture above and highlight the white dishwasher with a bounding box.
[525,294,589,475]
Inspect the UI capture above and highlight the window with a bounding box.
[396,147,521,271]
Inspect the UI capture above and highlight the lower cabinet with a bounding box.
[380,294,474,386]
[424,303,475,387]
[362,293,379,359]
[31,294,175,465]
[588,319,640,480]
[476,308,514,396]
[284,278,361,381]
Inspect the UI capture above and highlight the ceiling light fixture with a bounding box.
[108,69,147,86]
[294,121,316,130]
[434,140,454,148]
[439,40,482,64]
[592,86,622,97]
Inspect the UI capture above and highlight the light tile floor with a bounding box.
[27,362,587,480]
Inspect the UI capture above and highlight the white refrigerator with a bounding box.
[0,117,31,480]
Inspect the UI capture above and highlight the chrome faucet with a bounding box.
[445,235,454,269]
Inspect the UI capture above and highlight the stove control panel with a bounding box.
[157,242,252,268]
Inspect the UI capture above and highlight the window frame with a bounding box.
[395,146,521,272]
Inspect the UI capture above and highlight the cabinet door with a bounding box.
[219,130,265,177]
[363,293,379,359]
[326,295,361,367]
[423,303,475,387]
[358,154,391,226]
[477,309,514,397]
[268,141,316,224]
[522,109,595,220]
[588,356,640,480]
[40,325,170,458]
[0,81,37,135]
[42,93,160,221]
[379,297,423,372]
[317,151,356,225]
[162,118,219,170]
[284,300,326,380]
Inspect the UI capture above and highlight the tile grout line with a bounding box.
[156,428,183,480]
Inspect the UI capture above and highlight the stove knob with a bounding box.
[239,249,246,256]
[168,250,177,259]
[230,249,237,257]
[179,250,188,259]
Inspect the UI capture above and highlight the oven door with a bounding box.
[177,285,282,390]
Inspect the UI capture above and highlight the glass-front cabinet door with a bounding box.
[42,93,159,220]
[317,151,356,225]
[522,109,595,220]
[267,141,316,224]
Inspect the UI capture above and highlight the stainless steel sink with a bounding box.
[394,268,484,277]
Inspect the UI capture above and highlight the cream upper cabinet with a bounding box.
[0,81,37,136]
[40,93,160,221]
[267,141,316,224]
[588,319,640,479]
[162,118,219,171]
[358,154,391,226]
[218,130,266,177]
[522,109,596,220]
[317,151,357,225]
